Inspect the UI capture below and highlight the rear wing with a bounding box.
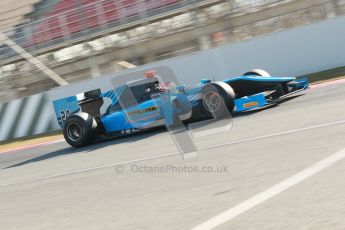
[53,96,80,128]
[53,89,102,128]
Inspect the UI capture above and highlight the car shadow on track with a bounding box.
[5,128,166,169]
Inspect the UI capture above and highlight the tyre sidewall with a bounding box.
[200,84,233,119]
[63,114,96,147]
[243,69,271,78]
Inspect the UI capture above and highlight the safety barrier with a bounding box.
[0,93,59,141]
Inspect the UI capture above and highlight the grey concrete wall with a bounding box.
[153,15,345,85]
[1,16,345,141]
[49,15,345,98]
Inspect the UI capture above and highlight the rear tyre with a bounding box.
[63,113,97,147]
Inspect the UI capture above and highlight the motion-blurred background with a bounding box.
[0,0,344,102]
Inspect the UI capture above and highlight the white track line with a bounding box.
[202,119,345,150]
[0,152,177,188]
[1,120,345,188]
[190,146,345,230]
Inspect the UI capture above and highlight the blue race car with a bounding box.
[53,69,308,147]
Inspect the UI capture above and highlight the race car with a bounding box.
[53,69,309,147]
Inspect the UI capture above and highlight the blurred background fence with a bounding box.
[0,0,345,102]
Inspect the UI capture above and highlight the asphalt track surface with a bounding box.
[0,82,345,230]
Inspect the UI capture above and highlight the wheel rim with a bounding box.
[203,91,222,113]
[67,122,82,142]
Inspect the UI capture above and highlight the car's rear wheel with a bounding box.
[63,113,97,147]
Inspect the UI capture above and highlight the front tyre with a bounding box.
[63,113,97,147]
[243,69,271,77]
[243,69,284,98]
[200,82,234,119]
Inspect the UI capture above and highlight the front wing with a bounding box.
[233,77,309,113]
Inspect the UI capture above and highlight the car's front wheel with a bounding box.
[243,69,271,77]
[243,69,285,98]
[200,83,234,119]
[63,113,97,147]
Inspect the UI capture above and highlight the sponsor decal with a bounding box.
[243,101,259,109]
[125,106,161,124]
[126,106,159,116]
[120,129,140,135]
[58,109,71,126]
